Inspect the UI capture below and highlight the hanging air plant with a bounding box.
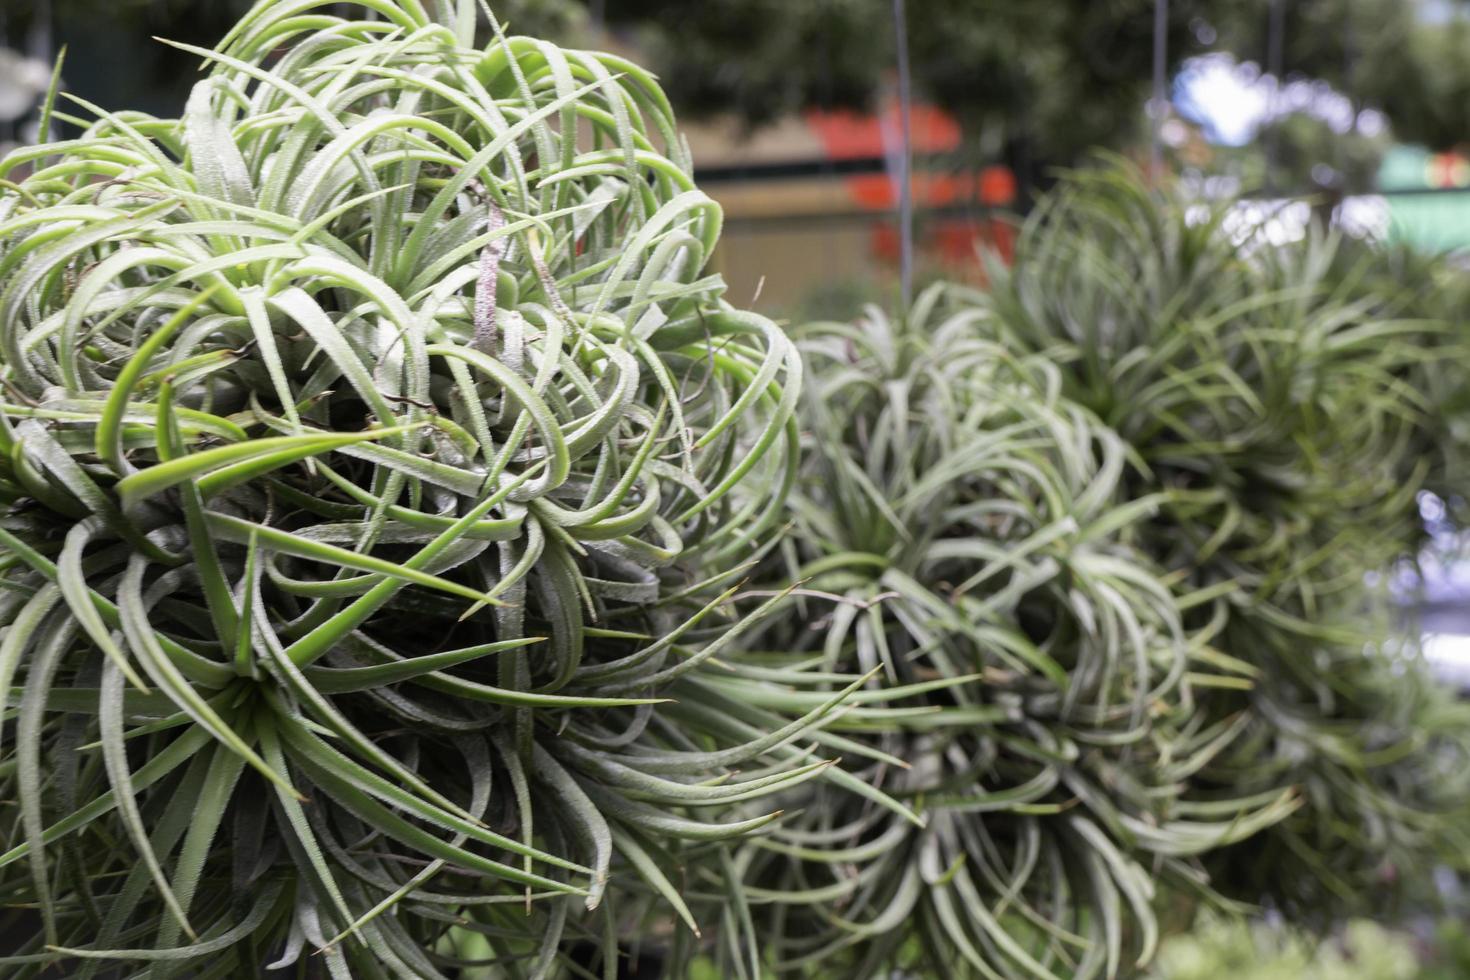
[722,291,1293,979]
[0,1,844,975]
[966,162,1470,920]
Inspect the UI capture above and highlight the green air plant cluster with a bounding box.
[0,1,889,975]
[1306,232,1470,529]
[703,166,1470,975]
[721,288,1298,979]
[961,164,1470,919]
[2,1,1467,975]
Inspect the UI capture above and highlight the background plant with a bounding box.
[0,1,876,976]
[1305,233,1470,530]
[716,291,1296,979]
[962,162,1470,919]
[1147,916,1420,980]
[715,161,1470,975]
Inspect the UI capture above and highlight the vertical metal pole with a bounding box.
[1340,0,1355,174]
[23,0,51,146]
[1265,0,1285,194]
[1151,0,1168,176]
[892,0,914,311]
[27,0,51,63]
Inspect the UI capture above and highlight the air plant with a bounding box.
[965,162,1470,919]
[0,1,857,976]
[722,291,1295,979]
[1300,231,1470,535]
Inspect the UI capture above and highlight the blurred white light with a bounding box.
[1223,199,1311,247]
[1420,490,1449,524]
[1356,108,1388,138]
[1175,55,1268,146]
[1174,53,1382,147]
[1422,634,1470,688]
[0,47,50,123]
[1419,0,1463,25]
[1336,195,1390,239]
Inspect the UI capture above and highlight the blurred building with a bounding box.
[682,102,1016,315]
[1378,145,1470,252]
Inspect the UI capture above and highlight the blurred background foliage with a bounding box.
[5,0,1470,189]
[1147,917,1421,980]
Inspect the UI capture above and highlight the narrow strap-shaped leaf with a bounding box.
[116,426,415,504]
[275,714,590,876]
[206,511,499,609]
[609,827,700,938]
[530,744,612,910]
[0,583,63,757]
[96,285,220,474]
[279,460,546,667]
[153,743,246,955]
[302,636,542,693]
[0,726,214,871]
[97,657,197,940]
[56,520,151,692]
[47,881,286,961]
[116,555,296,796]
[183,76,256,208]
[0,525,233,688]
[286,746,589,897]
[15,608,75,945]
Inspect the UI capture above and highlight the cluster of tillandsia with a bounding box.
[964,163,1470,922]
[1301,231,1470,543]
[4,1,1468,973]
[716,290,1297,979]
[0,1,880,976]
[702,167,1470,976]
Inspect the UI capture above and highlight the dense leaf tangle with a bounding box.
[967,165,1470,921]
[0,1,844,976]
[728,290,1297,980]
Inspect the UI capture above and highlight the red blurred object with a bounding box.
[847,171,979,210]
[805,102,962,159]
[804,100,1015,273]
[1426,151,1470,189]
[977,165,1017,207]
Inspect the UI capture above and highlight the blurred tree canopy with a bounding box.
[1209,0,1470,152]
[10,0,1470,180]
[607,0,1198,166]
[2,0,582,118]
[603,0,1470,166]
